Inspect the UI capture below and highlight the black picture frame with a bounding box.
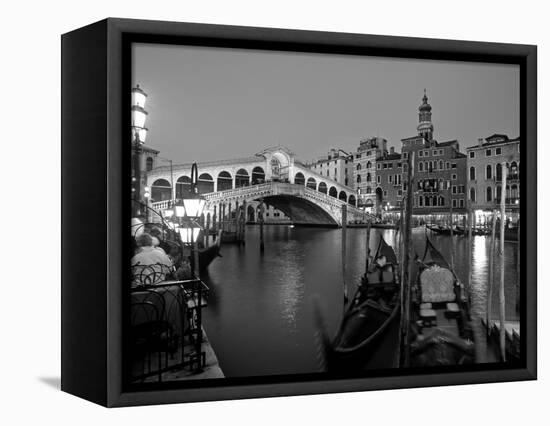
[61,18,537,407]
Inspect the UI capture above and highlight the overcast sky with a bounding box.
[132,43,519,165]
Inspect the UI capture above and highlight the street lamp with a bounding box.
[131,84,149,217]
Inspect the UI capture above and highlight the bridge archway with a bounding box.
[339,191,347,202]
[294,172,305,185]
[217,171,233,191]
[151,178,171,202]
[175,175,191,198]
[235,169,250,188]
[197,173,214,194]
[306,177,317,190]
[318,182,328,194]
[251,167,265,184]
[262,195,338,226]
[329,186,338,198]
[348,195,356,206]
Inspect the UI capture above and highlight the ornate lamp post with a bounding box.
[174,162,206,372]
[131,84,148,216]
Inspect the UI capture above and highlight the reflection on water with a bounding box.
[202,225,519,378]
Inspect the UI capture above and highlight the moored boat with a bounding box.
[314,235,401,372]
[408,236,475,366]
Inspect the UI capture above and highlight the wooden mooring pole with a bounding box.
[365,221,371,274]
[398,152,414,368]
[259,199,265,252]
[241,199,247,246]
[487,209,497,335]
[499,162,507,361]
[516,218,520,314]
[467,204,473,299]
[342,204,348,308]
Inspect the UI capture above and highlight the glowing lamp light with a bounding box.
[177,226,201,244]
[175,205,186,218]
[135,127,148,144]
[131,105,148,129]
[183,197,206,220]
[131,85,148,108]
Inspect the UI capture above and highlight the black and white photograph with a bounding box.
[128,42,523,385]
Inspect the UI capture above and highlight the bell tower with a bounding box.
[417,89,434,142]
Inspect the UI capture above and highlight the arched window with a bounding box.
[419,162,424,172]
[329,186,338,198]
[151,178,172,202]
[197,173,214,194]
[217,171,233,191]
[511,184,519,199]
[146,157,154,172]
[496,185,502,201]
[294,172,305,185]
[496,163,502,181]
[176,175,191,198]
[357,175,361,183]
[366,172,371,182]
[366,161,372,169]
[306,177,317,190]
[318,182,328,194]
[366,186,372,194]
[356,163,362,171]
[469,166,476,181]
[470,187,476,202]
[439,160,444,170]
[251,166,265,185]
[486,186,493,202]
[486,164,492,180]
[235,169,250,187]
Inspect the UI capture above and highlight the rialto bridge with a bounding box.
[147,146,374,226]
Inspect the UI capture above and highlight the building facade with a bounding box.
[374,148,403,212]
[353,137,388,211]
[307,148,354,188]
[373,90,468,217]
[466,134,520,216]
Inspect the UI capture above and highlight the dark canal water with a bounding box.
[201,225,520,378]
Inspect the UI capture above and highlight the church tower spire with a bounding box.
[417,89,434,141]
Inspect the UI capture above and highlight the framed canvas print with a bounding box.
[61,18,537,407]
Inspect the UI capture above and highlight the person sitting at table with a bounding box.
[131,233,173,286]
[149,226,171,255]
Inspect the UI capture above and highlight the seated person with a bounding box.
[131,233,173,287]
[149,226,171,255]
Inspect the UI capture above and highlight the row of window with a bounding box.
[418,160,456,172]
[468,162,519,181]
[468,144,520,159]
[418,148,445,157]
[469,184,519,203]
[415,196,466,208]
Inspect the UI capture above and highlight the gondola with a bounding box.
[314,236,402,372]
[370,223,399,230]
[198,230,222,272]
[426,224,465,236]
[408,236,475,366]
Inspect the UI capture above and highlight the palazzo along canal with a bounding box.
[201,224,520,378]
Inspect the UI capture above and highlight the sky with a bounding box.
[132,43,519,165]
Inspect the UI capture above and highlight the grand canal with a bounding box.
[201,225,520,378]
